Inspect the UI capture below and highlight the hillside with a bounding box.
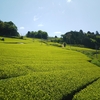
[0,37,100,100]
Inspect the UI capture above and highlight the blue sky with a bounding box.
[0,0,100,37]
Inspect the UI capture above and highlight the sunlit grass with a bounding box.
[0,37,100,100]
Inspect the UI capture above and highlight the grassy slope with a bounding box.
[65,45,100,67]
[0,37,100,100]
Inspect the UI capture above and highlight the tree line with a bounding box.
[0,20,48,39]
[61,30,100,49]
[0,20,19,37]
[0,20,100,49]
[26,30,48,39]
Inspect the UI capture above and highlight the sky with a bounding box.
[0,0,100,37]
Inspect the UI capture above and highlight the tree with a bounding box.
[79,30,83,34]
[0,20,4,36]
[26,30,48,39]
[55,36,57,38]
[42,31,48,39]
[26,31,31,37]
[0,20,19,37]
[96,31,99,35]
[63,42,66,47]
[1,38,5,41]
[38,30,42,38]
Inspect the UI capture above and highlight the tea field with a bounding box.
[0,37,100,100]
[73,78,100,100]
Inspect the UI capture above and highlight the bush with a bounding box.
[20,36,24,39]
[91,59,100,67]
[1,38,5,41]
[63,42,66,47]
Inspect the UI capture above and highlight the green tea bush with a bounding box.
[0,38,100,100]
[73,78,100,100]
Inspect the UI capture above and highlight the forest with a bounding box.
[61,30,100,49]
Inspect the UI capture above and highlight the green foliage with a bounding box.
[0,20,19,37]
[91,58,100,67]
[73,78,100,100]
[66,46,100,67]
[20,36,24,39]
[62,30,100,49]
[0,38,100,100]
[49,37,62,43]
[1,38,5,41]
[65,45,100,68]
[63,42,66,47]
[26,30,48,39]
[49,42,62,47]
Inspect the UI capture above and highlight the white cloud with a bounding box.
[19,27,25,30]
[54,32,62,34]
[38,24,44,27]
[33,16,39,21]
[67,0,72,3]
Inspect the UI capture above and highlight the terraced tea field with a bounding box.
[73,78,100,100]
[0,38,100,100]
